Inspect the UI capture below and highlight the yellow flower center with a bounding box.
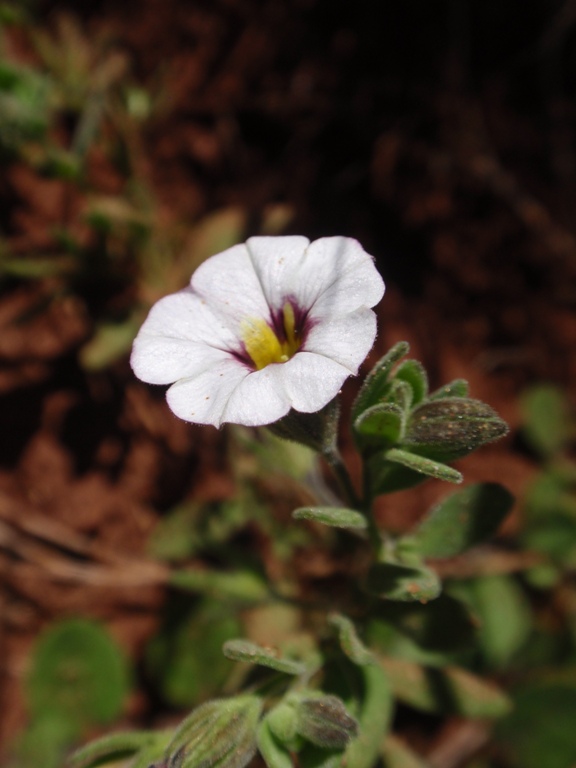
[241,302,301,370]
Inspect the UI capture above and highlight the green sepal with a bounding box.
[403,397,508,462]
[268,399,340,454]
[411,482,514,558]
[366,561,441,603]
[380,656,512,718]
[265,702,299,746]
[329,613,374,666]
[67,731,168,768]
[345,664,394,768]
[368,447,463,496]
[165,695,262,768]
[222,640,307,676]
[293,507,367,531]
[352,342,410,421]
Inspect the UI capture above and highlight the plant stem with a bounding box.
[323,447,384,556]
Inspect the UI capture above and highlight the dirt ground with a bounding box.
[2,0,576,760]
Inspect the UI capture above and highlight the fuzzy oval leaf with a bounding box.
[26,619,129,728]
[257,720,294,768]
[386,448,463,483]
[223,640,306,675]
[352,342,410,421]
[521,385,570,457]
[451,575,531,669]
[380,656,512,717]
[293,506,367,530]
[393,360,428,405]
[366,562,441,603]
[169,569,269,602]
[413,483,514,558]
[353,404,404,451]
[381,735,430,768]
[496,683,576,768]
[329,614,374,666]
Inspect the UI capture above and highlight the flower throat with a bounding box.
[241,302,301,370]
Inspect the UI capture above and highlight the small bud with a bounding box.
[293,694,358,750]
[164,695,262,768]
[404,397,508,460]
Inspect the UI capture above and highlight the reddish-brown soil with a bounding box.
[2,0,575,761]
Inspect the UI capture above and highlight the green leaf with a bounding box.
[382,735,430,768]
[169,569,269,603]
[353,404,404,451]
[26,619,130,729]
[222,640,307,675]
[293,506,367,530]
[428,379,469,400]
[329,614,374,666]
[413,483,514,558]
[393,360,428,405]
[345,664,393,768]
[450,575,531,669]
[496,683,576,768]
[521,385,571,457]
[352,342,410,421]
[380,656,511,717]
[79,315,142,370]
[146,600,242,707]
[366,562,441,603]
[370,594,477,662]
[257,719,294,768]
[403,398,509,461]
[298,743,344,768]
[0,254,76,279]
[369,447,463,495]
[68,731,167,768]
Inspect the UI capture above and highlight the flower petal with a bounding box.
[221,366,292,426]
[166,357,251,427]
[303,308,377,373]
[306,237,385,318]
[246,236,383,317]
[245,235,311,311]
[131,337,232,385]
[133,289,238,346]
[191,242,271,330]
[131,290,241,384]
[277,351,352,413]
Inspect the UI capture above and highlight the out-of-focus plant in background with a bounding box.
[2,3,576,768]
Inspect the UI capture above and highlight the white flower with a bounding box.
[131,235,385,427]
